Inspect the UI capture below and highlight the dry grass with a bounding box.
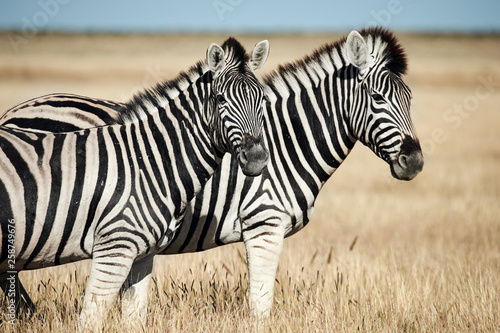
[0,32,499,332]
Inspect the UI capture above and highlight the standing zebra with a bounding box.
[1,28,423,318]
[0,37,270,327]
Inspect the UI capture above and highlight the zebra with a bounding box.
[1,27,423,318]
[0,37,270,327]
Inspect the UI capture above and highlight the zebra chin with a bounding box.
[389,137,424,181]
[237,133,269,176]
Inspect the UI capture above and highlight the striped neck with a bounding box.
[263,41,358,191]
[120,87,220,221]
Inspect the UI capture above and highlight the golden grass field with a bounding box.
[0,32,499,332]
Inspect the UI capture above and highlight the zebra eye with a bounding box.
[372,93,384,103]
[216,94,226,104]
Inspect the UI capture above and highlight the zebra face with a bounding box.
[364,71,423,180]
[206,40,270,177]
[346,30,424,181]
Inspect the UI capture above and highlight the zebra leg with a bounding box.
[79,248,136,331]
[121,255,154,325]
[242,217,286,318]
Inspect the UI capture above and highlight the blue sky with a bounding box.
[0,0,499,33]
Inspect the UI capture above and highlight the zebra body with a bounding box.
[2,113,211,269]
[0,38,270,326]
[1,28,423,318]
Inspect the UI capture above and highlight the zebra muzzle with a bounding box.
[390,137,424,181]
[238,133,268,177]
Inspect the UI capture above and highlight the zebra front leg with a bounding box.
[79,247,136,331]
[243,218,286,318]
[121,254,154,325]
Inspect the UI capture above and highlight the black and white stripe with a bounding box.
[0,37,269,326]
[0,93,126,133]
[1,28,423,318]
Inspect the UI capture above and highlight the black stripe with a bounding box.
[32,99,118,124]
[193,163,224,251]
[186,82,219,167]
[140,119,166,197]
[95,268,126,276]
[129,123,163,240]
[158,105,190,218]
[214,156,240,246]
[55,130,90,265]
[242,220,280,233]
[99,127,128,222]
[3,118,81,133]
[92,243,133,254]
[292,74,330,184]
[81,127,108,256]
[173,193,202,252]
[263,88,295,227]
[137,169,162,241]
[150,107,181,216]
[274,82,308,219]
[0,132,39,260]
[97,227,149,255]
[25,133,65,267]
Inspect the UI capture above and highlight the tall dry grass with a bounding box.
[0,32,499,332]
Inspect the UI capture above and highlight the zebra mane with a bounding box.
[220,37,250,71]
[264,27,407,88]
[120,37,250,124]
[360,26,408,76]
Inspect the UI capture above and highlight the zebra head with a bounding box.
[345,28,424,181]
[206,38,270,176]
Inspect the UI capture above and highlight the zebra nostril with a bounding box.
[240,150,248,165]
[393,150,424,180]
[399,154,408,169]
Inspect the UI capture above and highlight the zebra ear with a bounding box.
[346,30,372,72]
[249,40,270,71]
[207,43,226,75]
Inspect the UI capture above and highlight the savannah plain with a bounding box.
[0,32,499,332]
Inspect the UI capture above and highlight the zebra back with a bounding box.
[0,93,125,132]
